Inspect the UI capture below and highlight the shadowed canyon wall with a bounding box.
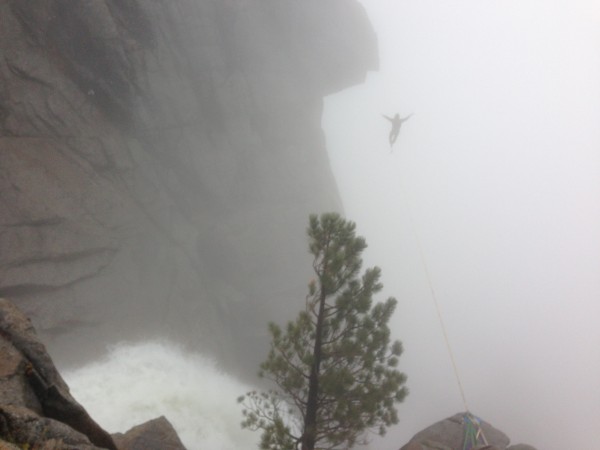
[0,0,377,374]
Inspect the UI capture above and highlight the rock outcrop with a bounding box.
[113,416,186,450]
[0,298,186,449]
[399,413,538,450]
[0,0,377,374]
[0,298,116,449]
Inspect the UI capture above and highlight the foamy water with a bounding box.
[64,340,258,450]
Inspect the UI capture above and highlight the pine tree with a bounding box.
[239,213,408,450]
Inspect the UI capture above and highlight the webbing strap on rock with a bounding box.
[462,413,489,450]
[402,185,470,413]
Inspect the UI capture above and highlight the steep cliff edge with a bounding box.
[0,297,187,449]
[0,0,377,373]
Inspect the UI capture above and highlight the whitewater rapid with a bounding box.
[64,340,258,450]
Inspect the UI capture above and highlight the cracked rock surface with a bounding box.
[0,298,116,449]
[0,298,188,449]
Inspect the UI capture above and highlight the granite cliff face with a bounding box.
[0,0,377,373]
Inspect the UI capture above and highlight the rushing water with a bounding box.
[64,340,258,450]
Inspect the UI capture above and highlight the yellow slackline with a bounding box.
[410,213,470,412]
[399,180,470,414]
[399,174,490,445]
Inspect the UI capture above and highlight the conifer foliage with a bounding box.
[239,213,408,450]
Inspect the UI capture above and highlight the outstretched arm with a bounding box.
[400,113,413,123]
[382,114,394,123]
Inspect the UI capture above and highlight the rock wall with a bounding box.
[0,298,186,449]
[0,0,377,374]
[0,298,117,449]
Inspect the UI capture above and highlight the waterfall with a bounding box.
[64,340,258,450]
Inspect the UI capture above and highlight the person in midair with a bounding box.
[383,113,412,147]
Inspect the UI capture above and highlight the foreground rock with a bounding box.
[400,412,537,450]
[0,298,185,449]
[113,416,186,450]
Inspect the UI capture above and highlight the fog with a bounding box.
[37,2,599,449]
[322,1,600,449]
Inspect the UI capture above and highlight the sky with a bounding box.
[322,1,600,449]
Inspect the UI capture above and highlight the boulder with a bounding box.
[400,412,510,450]
[400,413,541,450]
[112,416,186,450]
[0,298,115,449]
[0,404,101,450]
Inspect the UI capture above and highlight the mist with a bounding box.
[323,1,600,449]
[5,1,598,449]
[65,341,258,449]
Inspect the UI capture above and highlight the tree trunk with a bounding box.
[302,284,327,450]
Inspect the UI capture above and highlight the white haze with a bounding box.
[63,2,599,450]
[322,1,600,449]
[64,341,258,450]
